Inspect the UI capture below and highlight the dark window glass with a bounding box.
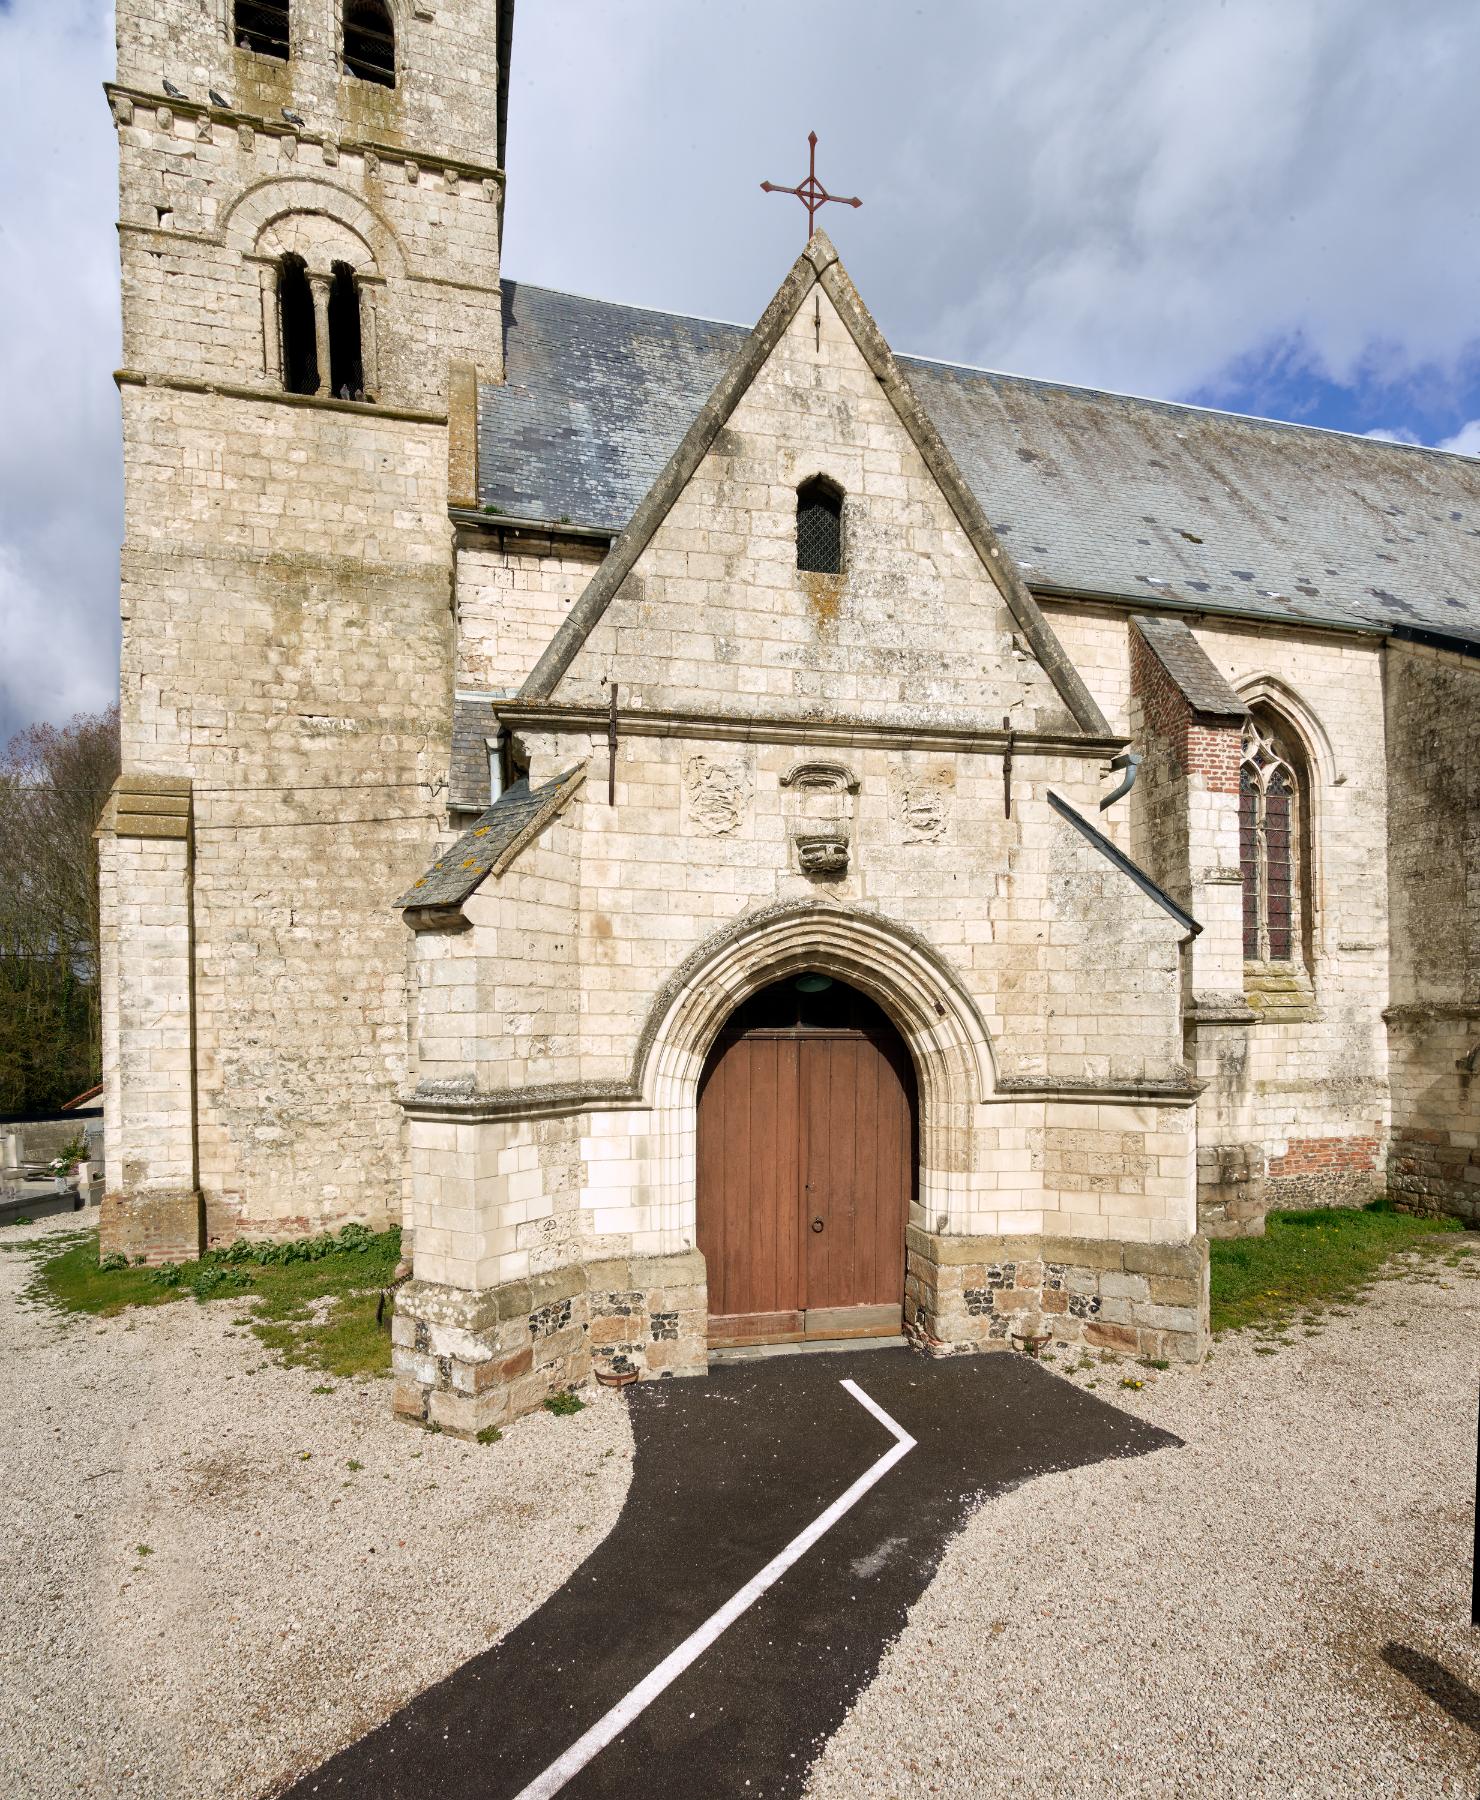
[278,253,317,394]
[344,0,395,85]
[797,478,843,574]
[235,0,289,59]
[718,977,894,1037]
[1240,711,1308,966]
[328,262,364,398]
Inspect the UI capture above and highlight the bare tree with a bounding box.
[0,707,120,1115]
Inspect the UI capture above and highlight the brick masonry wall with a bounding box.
[1267,1134,1382,1207]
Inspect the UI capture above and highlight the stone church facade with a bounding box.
[99,0,1480,1434]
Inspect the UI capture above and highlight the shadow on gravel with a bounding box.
[278,1347,1179,1800]
[1382,1643,1480,1735]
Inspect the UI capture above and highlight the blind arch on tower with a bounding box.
[796,475,844,575]
[344,0,396,86]
[1239,705,1314,968]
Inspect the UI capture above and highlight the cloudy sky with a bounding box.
[3,0,1480,743]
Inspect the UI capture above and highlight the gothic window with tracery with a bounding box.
[1239,710,1307,964]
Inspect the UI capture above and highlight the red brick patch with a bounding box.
[1268,1136,1380,1177]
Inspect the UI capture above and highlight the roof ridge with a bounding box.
[500,278,1479,464]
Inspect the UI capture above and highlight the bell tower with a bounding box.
[98,0,514,1262]
[109,0,512,410]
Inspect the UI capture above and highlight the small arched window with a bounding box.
[344,0,396,86]
[235,0,290,59]
[797,476,843,575]
[1239,708,1311,966]
[278,253,318,395]
[328,262,364,398]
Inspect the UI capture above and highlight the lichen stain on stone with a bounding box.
[338,73,405,149]
[800,569,845,633]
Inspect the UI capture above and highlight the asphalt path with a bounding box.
[281,1347,1179,1800]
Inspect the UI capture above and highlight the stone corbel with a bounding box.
[781,759,858,877]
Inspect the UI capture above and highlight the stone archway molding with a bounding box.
[634,899,996,1248]
[635,897,995,1111]
[222,174,409,278]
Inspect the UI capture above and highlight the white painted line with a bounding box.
[509,1378,917,1800]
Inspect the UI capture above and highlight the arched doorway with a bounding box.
[696,973,918,1347]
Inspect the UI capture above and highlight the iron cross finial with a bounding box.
[760,131,862,241]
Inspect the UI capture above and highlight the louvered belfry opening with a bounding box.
[235,0,289,59]
[796,476,843,575]
[344,0,396,85]
[278,253,318,395]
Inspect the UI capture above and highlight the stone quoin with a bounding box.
[98,0,1480,1434]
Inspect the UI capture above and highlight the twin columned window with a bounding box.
[797,476,843,574]
[278,256,367,400]
[234,1,395,84]
[1239,709,1310,966]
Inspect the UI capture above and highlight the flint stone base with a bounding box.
[99,1186,205,1265]
[905,1225,1209,1365]
[391,1249,708,1437]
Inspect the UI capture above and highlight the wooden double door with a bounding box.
[696,981,916,1347]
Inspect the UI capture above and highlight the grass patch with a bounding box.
[1210,1201,1464,1335]
[23,1225,401,1378]
[544,1390,585,1416]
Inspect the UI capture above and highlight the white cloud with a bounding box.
[505,0,1480,402]
[0,0,119,744]
[1436,420,1480,457]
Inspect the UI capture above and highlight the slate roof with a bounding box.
[1131,616,1247,719]
[479,280,1480,652]
[397,765,585,910]
[449,696,502,812]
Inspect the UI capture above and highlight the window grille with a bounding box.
[796,478,843,574]
[344,0,395,85]
[235,0,289,59]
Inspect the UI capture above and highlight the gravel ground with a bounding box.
[0,1211,632,1799]
[5,1213,1478,1800]
[808,1246,1480,1800]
